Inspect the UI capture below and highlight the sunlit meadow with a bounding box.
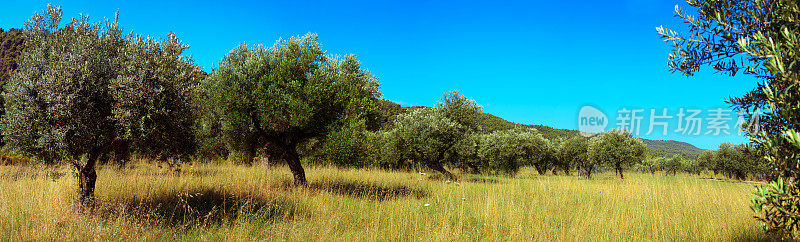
[0,162,766,241]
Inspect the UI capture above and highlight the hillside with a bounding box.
[379,99,706,159]
[0,28,23,88]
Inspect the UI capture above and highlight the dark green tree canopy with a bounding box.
[478,127,553,175]
[0,27,23,89]
[557,136,590,176]
[587,130,646,179]
[202,34,381,185]
[436,90,483,132]
[392,108,465,179]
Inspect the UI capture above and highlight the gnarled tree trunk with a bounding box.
[283,147,307,186]
[585,167,594,179]
[427,161,456,181]
[77,150,100,208]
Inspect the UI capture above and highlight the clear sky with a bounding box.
[0,0,756,149]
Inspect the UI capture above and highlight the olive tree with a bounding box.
[517,129,556,175]
[640,157,663,174]
[697,150,715,176]
[658,0,800,236]
[478,128,552,175]
[662,155,683,176]
[587,130,646,179]
[438,90,484,173]
[319,120,369,167]
[2,6,201,206]
[201,35,380,185]
[393,108,465,179]
[436,90,483,132]
[557,136,589,176]
[716,143,746,179]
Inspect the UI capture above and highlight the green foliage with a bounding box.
[659,0,800,237]
[376,99,404,130]
[363,130,405,169]
[437,90,483,132]
[587,130,646,179]
[3,6,199,162]
[0,28,23,87]
[1,5,202,204]
[697,150,715,172]
[0,28,23,143]
[557,136,589,176]
[662,155,683,176]
[392,108,464,178]
[320,121,368,167]
[639,157,663,174]
[751,178,800,239]
[643,139,704,160]
[111,33,204,160]
[478,128,553,175]
[193,111,229,161]
[447,132,483,173]
[375,98,705,160]
[716,143,747,179]
[201,34,380,185]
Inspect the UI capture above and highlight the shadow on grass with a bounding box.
[425,173,502,183]
[112,167,221,178]
[0,166,67,181]
[275,179,428,201]
[698,177,767,185]
[99,187,300,228]
[462,177,501,183]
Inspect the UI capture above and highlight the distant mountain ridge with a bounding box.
[378,99,706,159]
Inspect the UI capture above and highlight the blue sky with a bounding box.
[0,0,756,149]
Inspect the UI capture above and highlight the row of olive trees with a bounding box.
[314,89,649,180]
[0,5,649,209]
[1,6,381,207]
[635,143,770,180]
[696,143,772,180]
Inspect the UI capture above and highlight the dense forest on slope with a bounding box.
[0,28,23,88]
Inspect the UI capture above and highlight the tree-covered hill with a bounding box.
[0,28,23,90]
[642,139,705,159]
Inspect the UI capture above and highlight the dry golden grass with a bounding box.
[0,163,768,241]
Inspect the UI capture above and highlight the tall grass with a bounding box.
[0,163,767,241]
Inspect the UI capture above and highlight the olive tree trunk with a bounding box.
[283,147,307,186]
[77,151,101,208]
[427,161,456,180]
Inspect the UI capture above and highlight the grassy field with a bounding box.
[0,163,768,241]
